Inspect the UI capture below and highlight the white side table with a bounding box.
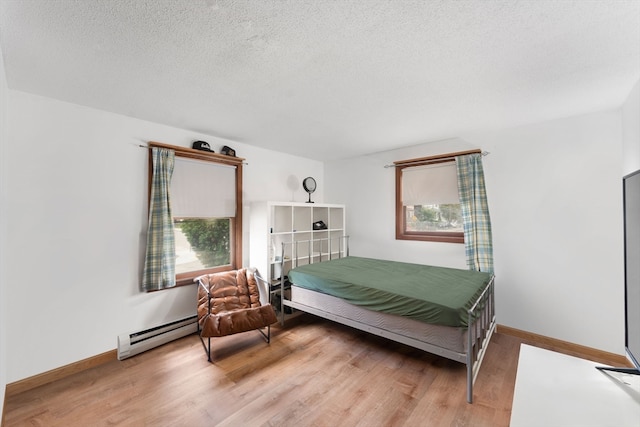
[510,344,640,426]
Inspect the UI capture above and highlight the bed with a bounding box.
[278,238,496,403]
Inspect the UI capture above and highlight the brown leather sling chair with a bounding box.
[195,268,278,362]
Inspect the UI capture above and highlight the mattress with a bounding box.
[290,285,470,354]
[288,256,492,327]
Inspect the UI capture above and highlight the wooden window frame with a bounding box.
[395,149,481,244]
[148,141,244,287]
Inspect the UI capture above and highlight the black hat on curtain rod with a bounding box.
[192,140,214,152]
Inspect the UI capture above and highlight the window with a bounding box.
[395,150,480,243]
[174,218,230,274]
[148,142,243,287]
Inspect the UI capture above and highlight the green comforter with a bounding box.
[288,256,492,328]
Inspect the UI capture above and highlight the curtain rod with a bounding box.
[383,150,489,168]
[138,144,249,165]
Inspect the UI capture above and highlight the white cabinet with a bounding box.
[510,344,640,426]
[249,202,346,285]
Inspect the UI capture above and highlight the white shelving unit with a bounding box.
[250,201,347,286]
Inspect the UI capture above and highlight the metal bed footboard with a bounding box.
[279,239,496,404]
[466,275,496,403]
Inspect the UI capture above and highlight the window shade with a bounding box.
[402,161,460,206]
[171,157,236,217]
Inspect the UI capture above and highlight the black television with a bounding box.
[598,169,640,375]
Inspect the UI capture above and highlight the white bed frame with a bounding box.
[279,237,496,403]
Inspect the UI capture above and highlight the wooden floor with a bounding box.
[4,315,523,427]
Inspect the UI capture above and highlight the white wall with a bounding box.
[325,139,471,268]
[0,35,9,418]
[326,110,626,354]
[3,90,323,383]
[465,111,624,353]
[622,79,640,174]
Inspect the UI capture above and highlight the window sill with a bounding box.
[396,232,464,244]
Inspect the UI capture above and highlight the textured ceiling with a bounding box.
[1,0,639,161]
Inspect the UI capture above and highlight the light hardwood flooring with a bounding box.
[5,315,524,426]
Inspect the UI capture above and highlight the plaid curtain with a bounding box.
[456,153,494,273]
[141,147,176,291]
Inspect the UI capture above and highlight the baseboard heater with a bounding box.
[117,315,198,360]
